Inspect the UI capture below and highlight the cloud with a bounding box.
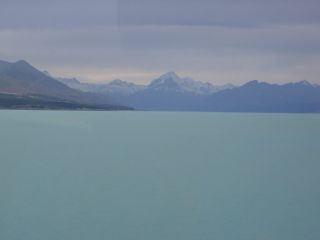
[118,0,320,27]
[0,0,118,29]
[2,0,320,30]
[0,0,319,84]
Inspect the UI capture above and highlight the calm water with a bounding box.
[0,111,320,240]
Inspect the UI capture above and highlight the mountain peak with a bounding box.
[0,60,33,72]
[109,79,128,85]
[159,71,180,80]
[149,72,181,91]
[102,79,145,95]
[148,72,222,94]
[15,60,30,66]
[297,80,312,86]
[246,80,260,85]
[12,60,38,73]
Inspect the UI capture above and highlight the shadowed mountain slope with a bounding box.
[201,80,320,113]
[0,60,131,110]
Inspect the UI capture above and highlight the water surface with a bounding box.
[0,111,319,240]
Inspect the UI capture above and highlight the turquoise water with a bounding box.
[0,111,320,240]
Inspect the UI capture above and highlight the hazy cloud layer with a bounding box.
[0,0,319,84]
[118,0,320,27]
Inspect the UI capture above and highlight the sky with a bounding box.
[0,0,320,85]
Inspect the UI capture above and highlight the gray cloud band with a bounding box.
[0,0,319,84]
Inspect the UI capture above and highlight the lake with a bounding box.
[0,111,319,240]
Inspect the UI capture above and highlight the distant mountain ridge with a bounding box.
[200,80,320,112]
[0,60,131,110]
[58,77,146,95]
[1,59,319,112]
[57,71,320,112]
[57,71,236,111]
[58,71,234,96]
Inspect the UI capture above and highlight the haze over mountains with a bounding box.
[57,71,236,110]
[0,59,320,112]
[58,69,320,113]
[58,72,234,95]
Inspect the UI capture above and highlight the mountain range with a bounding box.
[0,59,319,112]
[58,71,236,111]
[0,60,130,110]
[58,71,234,96]
[58,70,320,113]
[201,80,320,113]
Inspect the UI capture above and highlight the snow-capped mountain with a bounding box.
[57,77,98,92]
[57,77,145,95]
[57,71,234,96]
[95,79,146,95]
[56,71,236,110]
[147,72,230,94]
[4,61,320,112]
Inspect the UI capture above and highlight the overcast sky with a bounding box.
[1,0,320,84]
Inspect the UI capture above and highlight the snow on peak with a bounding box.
[57,71,235,96]
[159,71,180,80]
[149,72,223,94]
[99,79,146,95]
